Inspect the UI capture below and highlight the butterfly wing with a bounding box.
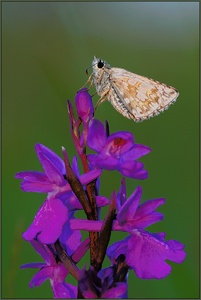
[108,67,179,122]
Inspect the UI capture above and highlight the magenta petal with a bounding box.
[72,156,80,177]
[71,238,90,263]
[16,171,54,193]
[20,181,54,193]
[123,144,151,160]
[117,160,138,176]
[37,151,65,186]
[96,196,110,207]
[87,119,107,152]
[96,156,118,169]
[15,171,49,182]
[87,154,98,166]
[22,198,68,244]
[156,232,166,240]
[135,198,165,218]
[75,88,94,122]
[79,169,102,185]
[30,240,55,265]
[35,143,65,174]
[70,219,102,232]
[59,220,82,256]
[126,229,186,279]
[107,238,129,264]
[166,240,186,263]
[127,168,149,180]
[87,154,118,170]
[117,186,142,225]
[62,192,82,210]
[132,169,148,180]
[118,160,148,180]
[52,282,77,298]
[20,262,46,269]
[130,211,164,229]
[116,178,127,211]
[121,197,166,229]
[29,267,53,287]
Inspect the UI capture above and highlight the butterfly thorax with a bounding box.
[92,57,111,97]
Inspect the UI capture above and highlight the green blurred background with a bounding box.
[2,2,199,299]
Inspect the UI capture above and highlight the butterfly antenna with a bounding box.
[86,66,92,75]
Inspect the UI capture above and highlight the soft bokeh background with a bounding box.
[2,2,199,299]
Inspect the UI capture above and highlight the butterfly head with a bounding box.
[92,57,111,73]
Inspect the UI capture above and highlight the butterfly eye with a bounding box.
[97,60,104,68]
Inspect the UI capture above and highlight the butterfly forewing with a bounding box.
[109,68,179,121]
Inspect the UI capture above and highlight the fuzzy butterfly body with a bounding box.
[91,57,179,122]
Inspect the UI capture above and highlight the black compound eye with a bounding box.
[97,60,104,68]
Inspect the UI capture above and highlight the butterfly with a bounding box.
[87,56,179,122]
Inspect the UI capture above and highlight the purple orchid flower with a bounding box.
[20,239,78,298]
[15,143,101,196]
[87,119,151,179]
[16,143,102,244]
[70,181,186,279]
[107,230,186,279]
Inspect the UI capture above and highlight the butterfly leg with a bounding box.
[94,93,108,111]
[81,74,94,90]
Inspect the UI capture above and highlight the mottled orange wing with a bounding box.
[108,68,179,122]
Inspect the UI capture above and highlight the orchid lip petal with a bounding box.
[23,198,68,244]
